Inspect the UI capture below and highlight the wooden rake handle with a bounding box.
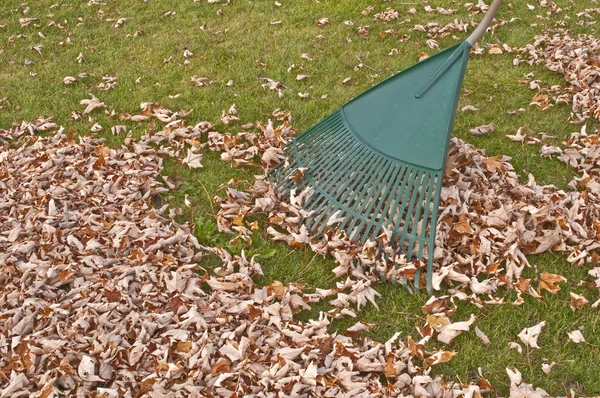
[466,0,504,46]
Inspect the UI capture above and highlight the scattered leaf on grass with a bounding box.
[475,326,491,345]
[469,123,494,136]
[569,292,588,310]
[517,321,546,349]
[538,272,566,294]
[567,330,585,343]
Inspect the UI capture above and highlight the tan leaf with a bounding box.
[437,314,476,344]
[538,272,566,294]
[384,354,399,377]
[567,329,585,343]
[469,123,494,136]
[210,358,231,374]
[475,326,491,345]
[482,154,505,173]
[426,314,450,330]
[103,288,121,303]
[517,321,546,349]
[569,292,588,310]
[426,350,456,366]
[267,281,286,299]
[452,214,474,235]
[176,341,192,353]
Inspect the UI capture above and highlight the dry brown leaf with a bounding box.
[569,292,589,310]
[538,272,566,294]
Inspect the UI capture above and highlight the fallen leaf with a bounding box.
[538,272,566,294]
[542,362,557,374]
[182,149,203,168]
[569,292,588,310]
[437,314,476,344]
[426,350,456,366]
[469,123,494,136]
[517,321,546,349]
[475,326,491,345]
[567,329,585,343]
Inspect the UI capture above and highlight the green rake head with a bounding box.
[269,1,503,294]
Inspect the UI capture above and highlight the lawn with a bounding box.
[1,0,600,395]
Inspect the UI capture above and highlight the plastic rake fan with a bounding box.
[269,0,503,294]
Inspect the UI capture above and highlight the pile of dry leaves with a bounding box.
[1,116,501,397]
[514,30,600,123]
[212,116,600,308]
[3,94,599,396]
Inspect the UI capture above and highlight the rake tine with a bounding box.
[427,242,435,294]
[412,240,422,289]
[399,172,429,291]
[277,134,356,195]
[299,133,357,181]
[352,160,397,235]
[307,148,368,215]
[407,173,430,237]
[343,157,390,237]
[302,191,329,218]
[334,151,382,207]
[294,120,346,158]
[417,173,436,239]
[293,113,342,146]
[295,113,344,148]
[307,138,361,184]
[351,159,393,216]
[328,151,378,212]
[363,163,399,222]
[287,121,346,171]
[378,165,408,223]
[390,169,419,232]
[389,170,422,290]
[414,175,437,287]
[424,172,444,295]
[398,173,427,250]
[334,155,382,233]
[310,200,343,236]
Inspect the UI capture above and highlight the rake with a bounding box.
[269,0,503,294]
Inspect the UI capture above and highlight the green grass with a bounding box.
[2,0,600,395]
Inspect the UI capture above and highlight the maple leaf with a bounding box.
[517,321,546,349]
[384,354,399,377]
[182,149,203,168]
[426,350,456,366]
[506,126,527,142]
[506,368,550,398]
[461,105,478,112]
[569,292,588,310]
[542,362,557,374]
[538,272,566,294]
[437,314,476,344]
[345,321,374,339]
[482,154,505,172]
[508,342,523,354]
[114,17,128,28]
